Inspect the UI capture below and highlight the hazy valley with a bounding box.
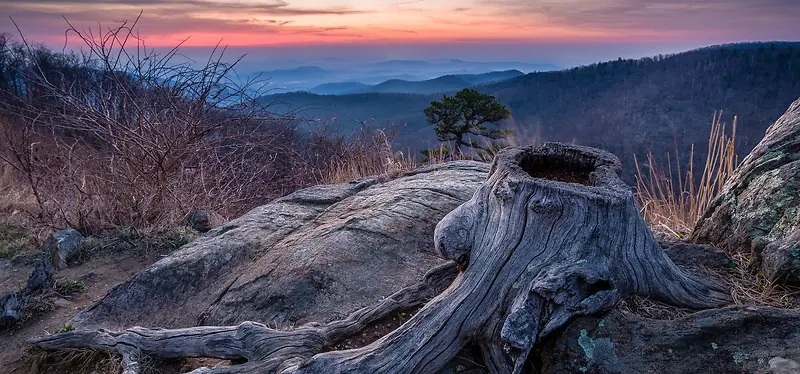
[264,42,800,181]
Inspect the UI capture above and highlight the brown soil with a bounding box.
[0,251,165,373]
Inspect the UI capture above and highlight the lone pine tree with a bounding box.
[424,88,511,155]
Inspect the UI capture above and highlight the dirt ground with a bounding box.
[0,251,164,373]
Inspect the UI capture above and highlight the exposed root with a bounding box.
[30,263,459,374]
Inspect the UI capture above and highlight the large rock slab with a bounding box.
[539,306,800,374]
[70,161,489,329]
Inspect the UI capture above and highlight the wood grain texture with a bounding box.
[32,143,730,374]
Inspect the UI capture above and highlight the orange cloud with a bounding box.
[0,0,798,47]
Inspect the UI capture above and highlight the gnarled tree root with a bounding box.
[32,143,731,374]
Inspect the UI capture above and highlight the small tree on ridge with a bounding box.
[424,88,511,155]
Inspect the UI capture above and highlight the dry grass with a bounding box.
[634,111,800,311]
[419,143,473,165]
[24,348,121,374]
[617,295,694,320]
[722,251,800,309]
[323,130,417,184]
[23,346,232,374]
[634,111,738,238]
[0,167,37,222]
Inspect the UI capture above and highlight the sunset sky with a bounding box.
[1,0,799,65]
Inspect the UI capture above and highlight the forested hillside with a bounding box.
[486,43,800,172]
[265,42,800,180]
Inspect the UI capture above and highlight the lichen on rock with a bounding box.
[692,97,800,285]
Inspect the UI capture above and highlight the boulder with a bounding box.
[0,260,54,329]
[47,229,84,269]
[69,161,490,330]
[539,306,800,374]
[186,209,225,232]
[692,97,800,284]
[26,259,54,292]
[762,230,800,284]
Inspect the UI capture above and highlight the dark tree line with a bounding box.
[485,42,800,181]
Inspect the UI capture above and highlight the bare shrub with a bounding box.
[0,17,322,233]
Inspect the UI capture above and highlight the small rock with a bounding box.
[26,260,54,293]
[53,298,74,308]
[0,292,24,328]
[761,230,800,285]
[47,229,84,269]
[662,242,734,270]
[769,357,800,374]
[186,210,225,233]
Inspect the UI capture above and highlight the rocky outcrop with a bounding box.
[69,161,490,330]
[24,148,800,374]
[539,306,800,374]
[692,97,800,284]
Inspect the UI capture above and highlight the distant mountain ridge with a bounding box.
[262,42,800,182]
[250,60,556,93]
[308,70,525,95]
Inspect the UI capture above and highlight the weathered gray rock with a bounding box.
[662,242,735,270]
[0,260,54,329]
[539,306,800,374]
[0,292,23,328]
[692,97,800,284]
[762,230,800,284]
[70,161,490,330]
[186,209,225,232]
[26,259,54,292]
[47,229,84,269]
[769,357,800,374]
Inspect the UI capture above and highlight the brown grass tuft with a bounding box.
[634,111,800,310]
[323,130,417,184]
[721,252,800,308]
[24,348,121,374]
[617,296,694,320]
[634,111,738,238]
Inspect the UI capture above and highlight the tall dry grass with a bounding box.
[322,130,417,184]
[634,111,738,237]
[633,113,800,309]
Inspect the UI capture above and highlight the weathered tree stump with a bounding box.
[691,97,800,284]
[32,143,730,374]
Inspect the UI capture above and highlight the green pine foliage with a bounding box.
[424,89,512,154]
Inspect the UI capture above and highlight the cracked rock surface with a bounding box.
[70,161,489,330]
